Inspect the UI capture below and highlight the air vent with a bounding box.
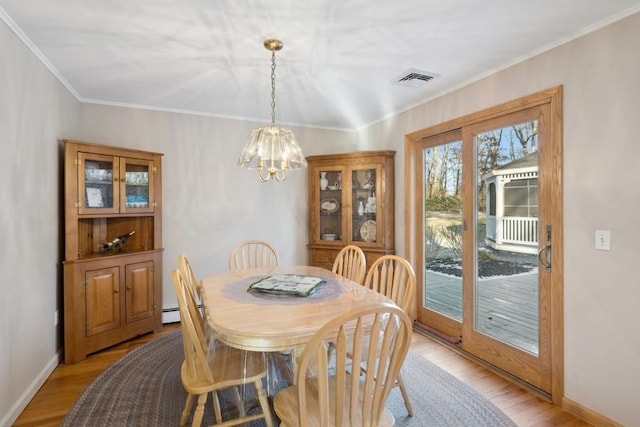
[393,69,440,87]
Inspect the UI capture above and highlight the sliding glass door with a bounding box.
[412,89,562,397]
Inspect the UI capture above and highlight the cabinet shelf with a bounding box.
[352,214,377,220]
[71,248,162,262]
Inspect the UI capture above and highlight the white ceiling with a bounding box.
[2,0,640,130]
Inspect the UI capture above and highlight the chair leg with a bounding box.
[212,391,222,423]
[232,386,246,417]
[192,393,208,427]
[181,393,195,426]
[255,379,274,427]
[396,371,414,416]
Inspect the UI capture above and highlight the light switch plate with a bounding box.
[595,230,610,251]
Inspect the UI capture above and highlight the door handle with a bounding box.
[538,224,552,272]
[538,243,551,272]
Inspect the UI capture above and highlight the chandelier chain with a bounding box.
[270,51,277,125]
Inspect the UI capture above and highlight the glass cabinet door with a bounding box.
[78,153,155,215]
[351,168,378,244]
[78,152,118,215]
[121,158,154,213]
[318,168,343,242]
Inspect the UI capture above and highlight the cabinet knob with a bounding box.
[114,288,119,293]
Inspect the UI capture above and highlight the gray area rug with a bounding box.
[63,330,516,426]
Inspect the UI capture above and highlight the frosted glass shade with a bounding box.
[238,125,307,182]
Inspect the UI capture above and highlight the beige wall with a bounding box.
[2,8,639,427]
[0,19,80,424]
[357,11,640,426]
[76,104,356,318]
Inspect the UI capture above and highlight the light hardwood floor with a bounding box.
[14,323,590,427]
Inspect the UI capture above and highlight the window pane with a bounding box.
[423,140,463,321]
[475,119,540,354]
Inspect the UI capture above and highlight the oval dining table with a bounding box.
[199,265,393,353]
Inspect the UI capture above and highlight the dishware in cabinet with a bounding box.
[316,167,345,242]
[351,167,380,244]
[307,151,395,272]
[77,152,157,215]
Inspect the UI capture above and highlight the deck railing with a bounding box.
[501,217,538,246]
[486,216,538,254]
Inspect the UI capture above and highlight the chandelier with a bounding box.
[237,39,307,182]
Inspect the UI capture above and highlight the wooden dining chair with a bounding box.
[273,302,411,427]
[178,254,204,318]
[172,269,274,427]
[228,240,279,274]
[364,255,416,314]
[362,254,417,416]
[331,244,366,284]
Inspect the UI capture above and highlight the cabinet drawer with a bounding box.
[309,248,339,269]
[365,252,385,269]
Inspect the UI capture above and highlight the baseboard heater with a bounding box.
[162,305,202,324]
[162,307,180,324]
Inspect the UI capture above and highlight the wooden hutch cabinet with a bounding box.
[63,140,163,363]
[307,151,395,272]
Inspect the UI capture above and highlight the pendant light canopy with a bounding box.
[237,39,307,182]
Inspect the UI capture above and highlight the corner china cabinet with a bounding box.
[63,140,163,363]
[307,151,395,272]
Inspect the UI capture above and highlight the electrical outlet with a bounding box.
[595,230,610,251]
[54,310,59,326]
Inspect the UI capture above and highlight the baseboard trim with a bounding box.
[2,349,62,427]
[562,397,622,427]
[413,323,551,401]
[414,324,622,426]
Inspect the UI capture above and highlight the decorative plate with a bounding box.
[361,180,375,190]
[360,220,376,242]
[320,198,340,214]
